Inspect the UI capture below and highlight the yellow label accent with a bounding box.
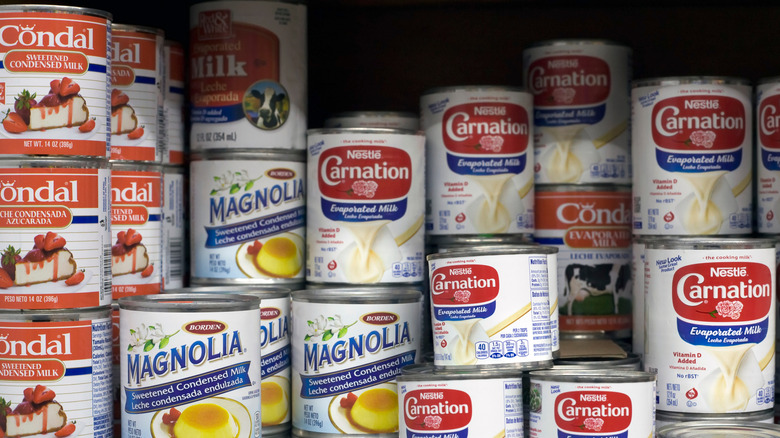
[487,303,531,337]
[593,120,628,149]
[395,215,424,247]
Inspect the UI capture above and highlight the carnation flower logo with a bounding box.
[583,417,605,432]
[479,135,504,152]
[688,130,716,149]
[453,290,471,303]
[423,415,442,429]
[712,300,743,320]
[552,87,576,104]
[527,55,610,107]
[430,264,500,308]
[349,180,378,198]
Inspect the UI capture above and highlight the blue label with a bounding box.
[534,104,606,127]
[446,153,525,176]
[434,301,496,321]
[191,103,245,124]
[261,346,290,379]
[321,198,407,222]
[558,431,628,438]
[677,317,768,346]
[204,206,304,248]
[299,351,415,399]
[656,149,741,172]
[762,149,780,171]
[407,429,468,438]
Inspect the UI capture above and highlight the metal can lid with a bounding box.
[112,23,165,37]
[166,286,291,300]
[657,421,780,437]
[306,127,425,137]
[528,369,656,383]
[119,293,261,312]
[0,4,112,20]
[632,76,751,88]
[427,243,558,262]
[327,111,419,119]
[643,236,776,250]
[535,183,631,193]
[292,287,422,304]
[421,85,529,97]
[110,161,163,172]
[0,306,111,321]
[657,409,774,424]
[398,363,523,381]
[553,353,642,370]
[525,38,631,50]
[430,234,534,250]
[190,148,306,162]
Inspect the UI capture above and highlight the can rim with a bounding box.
[119,293,261,311]
[0,306,111,320]
[428,244,558,261]
[165,286,292,300]
[292,288,422,303]
[528,369,656,383]
[421,85,528,96]
[0,4,112,20]
[326,111,419,119]
[397,363,524,381]
[524,38,631,49]
[306,127,425,136]
[643,236,776,250]
[656,421,780,437]
[632,75,751,88]
[112,23,165,37]
[190,148,306,162]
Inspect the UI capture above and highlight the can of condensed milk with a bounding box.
[163,40,187,165]
[161,164,187,290]
[523,39,632,184]
[632,76,753,235]
[657,421,780,437]
[324,111,420,130]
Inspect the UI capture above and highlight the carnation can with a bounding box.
[644,237,776,414]
[632,77,753,235]
[0,5,112,158]
[306,128,426,285]
[190,149,305,285]
[161,164,187,290]
[421,86,535,237]
[291,287,422,436]
[0,307,113,438]
[119,293,262,438]
[522,39,632,184]
[163,40,187,165]
[324,111,420,130]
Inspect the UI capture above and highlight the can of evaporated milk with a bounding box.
[632,76,753,235]
[656,409,775,429]
[421,86,535,238]
[757,77,780,234]
[0,5,112,159]
[110,162,163,298]
[527,369,656,438]
[161,164,187,290]
[291,287,422,436]
[324,111,420,130]
[0,159,111,310]
[534,184,633,339]
[0,307,113,438]
[306,128,426,285]
[658,421,780,437]
[110,24,165,162]
[397,364,524,437]
[189,0,307,151]
[427,245,555,369]
[163,40,187,165]
[119,293,262,438]
[522,39,632,184]
[644,237,776,414]
[190,149,305,285]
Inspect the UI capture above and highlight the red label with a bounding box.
[318,146,412,200]
[110,170,161,209]
[0,12,108,58]
[111,30,159,73]
[111,65,135,87]
[403,389,472,430]
[554,391,632,434]
[430,264,500,305]
[184,321,226,335]
[361,312,398,325]
[167,42,185,83]
[759,93,780,148]
[0,321,92,362]
[651,95,746,150]
[528,56,610,107]
[441,102,529,154]
[261,307,281,320]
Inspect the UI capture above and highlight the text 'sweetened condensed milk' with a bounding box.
[110,24,164,162]
[644,238,776,414]
[163,40,186,165]
[632,77,753,235]
[523,39,632,184]
[119,293,262,438]
[0,308,112,438]
[0,159,111,309]
[162,164,186,290]
[534,185,633,338]
[397,364,524,438]
[427,246,554,368]
[528,370,656,438]
[110,162,163,298]
[190,149,305,285]
[189,1,307,150]
[421,86,535,237]
[291,288,422,436]
[0,5,111,158]
[306,128,426,284]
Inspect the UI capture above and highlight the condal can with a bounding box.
[0,307,113,438]
[644,238,776,414]
[306,128,426,285]
[657,421,780,437]
[110,24,165,162]
[291,287,422,436]
[421,86,535,238]
[0,5,111,158]
[0,159,111,310]
[119,293,262,438]
[110,162,163,298]
[397,364,524,438]
[324,111,420,130]
[427,245,555,369]
[527,369,656,438]
[162,164,187,290]
[189,0,307,151]
[522,39,632,184]
[190,149,305,285]
[534,185,633,339]
[632,77,753,235]
[163,40,187,165]
[656,409,774,429]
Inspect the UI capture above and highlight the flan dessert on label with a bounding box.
[3,77,90,134]
[342,388,398,433]
[112,228,149,276]
[260,381,288,426]
[160,399,250,438]
[1,385,69,437]
[245,235,303,278]
[0,232,78,288]
[110,89,137,135]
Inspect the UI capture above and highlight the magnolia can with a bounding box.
[397,364,524,438]
[190,149,305,285]
[324,111,420,130]
[522,39,632,184]
[632,76,753,235]
[291,287,422,436]
[110,24,165,162]
[421,86,535,238]
[189,0,307,151]
[644,237,776,414]
[161,164,187,290]
[0,159,111,309]
[163,40,187,165]
[427,245,555,369]
[534,184,633,339]
[119,293,262,438]
[527,369,656,438]
[657,421,780,437]
[306,128,426,285]
[0,5,112,158]
[0,307,112,438]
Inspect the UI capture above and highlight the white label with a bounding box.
[260,295,291,429]
[162,169,186,290]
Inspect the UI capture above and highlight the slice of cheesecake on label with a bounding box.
[1,385,69,437]
[1,232,78,288]
[28,95,89,131]
[110,89,138,135]
[2,77,90,135]
[112,228,149,276]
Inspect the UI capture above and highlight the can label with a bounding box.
[0,316,113,438]
[292,298,421,435]
[110,27,163,162]
[306,130,426,284]
[644,246,776,413]
[523,42,632,184]
[758,81,780,233]
[260,294,291,429]
[428,253,552,367]
[421,88,535,236]
[189,1,307,150]
[632,81,753,235]
[0,166,111,309]
[534,188,633,334]
[631,240,646,356]
[120,305,262,437]
[111,167,162,298]
[163,42,186,165]
[399,377,524,438]
[190,158,305,282]
[162,168,186,290]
